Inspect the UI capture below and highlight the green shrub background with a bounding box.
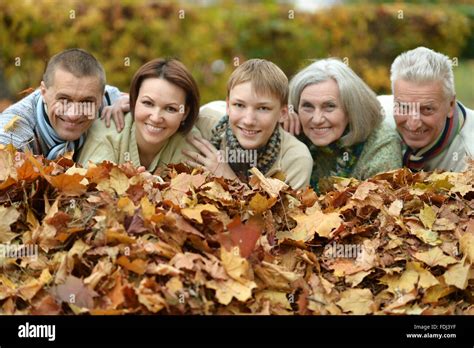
[0,1,472,108]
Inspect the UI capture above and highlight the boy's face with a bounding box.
[226,81,287,150]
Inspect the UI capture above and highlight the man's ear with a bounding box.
[447,95,456,118]
[279,104,289,123]
[40,81,47,97]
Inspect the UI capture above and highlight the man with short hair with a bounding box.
[382,46,474,172]
[0,48,122,160]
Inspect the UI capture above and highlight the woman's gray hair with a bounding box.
[289,58,382,147]
[390,46,455,99]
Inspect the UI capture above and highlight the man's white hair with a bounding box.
[390,46,455,99]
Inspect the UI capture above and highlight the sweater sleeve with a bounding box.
[0,91,38,151]
[282,148,313,190]
[353,122,403,180]
[277,130,313,190]
[103,85,123,105]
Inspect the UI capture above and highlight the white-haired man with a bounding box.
[382,46,474,172]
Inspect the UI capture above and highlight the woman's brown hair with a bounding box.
[129,58,200,133]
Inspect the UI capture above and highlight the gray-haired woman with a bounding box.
[288,58,402,191]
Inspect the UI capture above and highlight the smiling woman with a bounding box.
[77,58,201,172]
[289,58,403,192]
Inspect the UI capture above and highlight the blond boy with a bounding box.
[185,59,312,190]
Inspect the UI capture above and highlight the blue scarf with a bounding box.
[35,96,85,160]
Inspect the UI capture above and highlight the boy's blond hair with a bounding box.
[227,59,288,105]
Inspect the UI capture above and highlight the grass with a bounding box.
[454,59,474,109]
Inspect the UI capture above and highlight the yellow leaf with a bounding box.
[109,168,130,195]
[336,288,375,315]
[407,262,439,289]
[459,232,474,263]
[39,268,53,285]
[419,203,436,229]
[199,181,233,204]
[140,196,155,220]
[0,206,20,243]
[410,228,441,246]
[116,256,147,274]
[249,192,275,214]
[345,270,372,287]
[413,247,458,267]
[206,278,256,305]
[3,115,21,132]
[220,246,250,282]
[277,211,341,242]
[422,283,456,304]
[255,290,292,310]
[105,229,136,245]
[443,260,470,290]
[380,269,418,293]
[181,203,219,224]
[117,197,136,216]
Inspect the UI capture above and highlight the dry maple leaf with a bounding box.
[336,288,376,315]
[46,173,87,196]
[249,167,288,198]
[442,259,470,290]
[413,247,458,267]
[181,203,219,224]
[277,210,342,242]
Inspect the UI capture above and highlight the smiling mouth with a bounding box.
[57,117,86,127]
[238,127,260,136]
[145,123,164,133]
[311,127,331,133]
[404,128,428,136]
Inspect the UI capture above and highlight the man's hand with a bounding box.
[184,134,238,181]
[280,110,301,136]
[102,94,130,132]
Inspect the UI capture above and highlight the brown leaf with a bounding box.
[46,173,87,196]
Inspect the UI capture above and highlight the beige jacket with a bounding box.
[78,113,200,172]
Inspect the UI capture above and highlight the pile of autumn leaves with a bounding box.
[0,145,473,315]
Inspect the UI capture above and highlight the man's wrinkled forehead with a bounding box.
[49,69,103,101]
[393,79,446,103]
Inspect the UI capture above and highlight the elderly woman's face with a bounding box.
[298,79,348,146]
[393,79,455,150]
